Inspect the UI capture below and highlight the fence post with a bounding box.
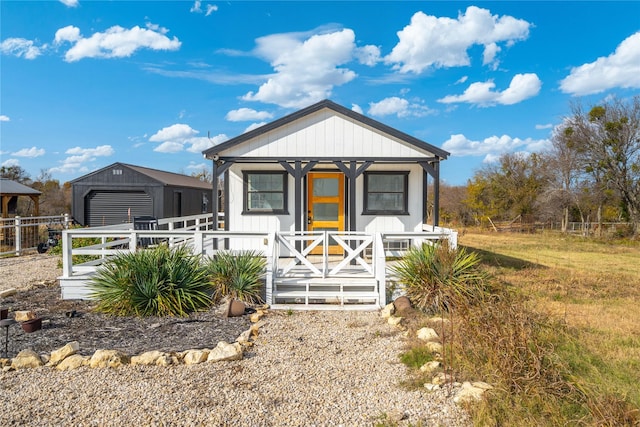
[15,216,22,256]
[64,213,71,229]
[62,230,73,278]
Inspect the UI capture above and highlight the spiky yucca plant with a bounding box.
[390,243,488,313]
[89,244,212,317]
[206,250,266,304]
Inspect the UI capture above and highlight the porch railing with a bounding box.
[59,214,457,307]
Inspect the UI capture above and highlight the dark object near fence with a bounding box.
[37,228,61,253]
[134,216,159,248]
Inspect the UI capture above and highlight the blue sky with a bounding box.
[1,1,639,186]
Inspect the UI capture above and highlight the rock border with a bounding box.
[1,309,268,371]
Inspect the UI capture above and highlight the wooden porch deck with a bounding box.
[58,214,457,310]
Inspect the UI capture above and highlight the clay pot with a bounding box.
[0,307,7,320]
[21,318,42,333]
[225,299,246,317]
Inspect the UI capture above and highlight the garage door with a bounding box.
[85,191,153,227]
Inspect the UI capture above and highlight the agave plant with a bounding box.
[89,244,212,317]
[390,243,488,313]
[206,250,266,304]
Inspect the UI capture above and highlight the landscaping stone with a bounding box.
[14,310,36,321]
[89,349,129,368]
[11,349,43,369]
[131,350,164,366]
[49,341,79,366]
[387,316,403,326]
[416,327,439,341]
[380,302,395,319]
[454,381,493,404]
[183,349,209,365]
[207,341,243,362]
[56,354,88,371]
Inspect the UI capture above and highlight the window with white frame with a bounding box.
[243,171,288,214]
[363,171,409,215]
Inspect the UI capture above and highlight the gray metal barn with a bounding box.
[71,163,212,226]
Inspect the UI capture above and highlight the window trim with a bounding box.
[362,171,409,215]
[242,170,289,215]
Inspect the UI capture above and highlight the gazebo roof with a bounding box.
[0,179,41,196]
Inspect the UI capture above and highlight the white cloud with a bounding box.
[149,124,198,142]
[0,38,45,59]
[242,28,358,108]
[442,133,550,159]
[11,147,45,158]
[154,141,184,153]
[225,108,274,122]
[205,5,218,16]
[0,115,10,122]
[190,1,202,13]
[1,159,20,168]
[455,76,468,85]
[59,0,79,7]
[244,123,266,133]
[560,31,640,95]
[385,6,531,73]
[368,96,436,118]
[535,123,553,130]
[49,145,114,174]
[186,134,228,153]
[354,45,381,66]
[150,124,227,153]
[54,24,181,62]
[351,104,364,115]
[438,73,541,106]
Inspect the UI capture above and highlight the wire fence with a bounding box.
[0,214,72,256]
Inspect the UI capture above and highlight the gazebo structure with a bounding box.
[0,179,40,218]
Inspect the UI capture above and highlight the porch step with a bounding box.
[273,276,380,307]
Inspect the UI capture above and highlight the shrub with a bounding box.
[89,244,212,317]
[390,243,488,313]
[206,250,266,304]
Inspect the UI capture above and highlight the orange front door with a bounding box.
[307,172,344,255]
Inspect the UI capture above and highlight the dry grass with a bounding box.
[458,229,640,423]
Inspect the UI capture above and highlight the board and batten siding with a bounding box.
[358,163,425,234]
[226,164,296,252]
[220,110,435,159]
[224,163,426,251]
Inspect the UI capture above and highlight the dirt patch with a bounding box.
[1,283,252,357]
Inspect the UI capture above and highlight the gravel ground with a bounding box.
[0,254,471,426]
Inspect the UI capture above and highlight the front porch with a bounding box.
[58,214,457,310]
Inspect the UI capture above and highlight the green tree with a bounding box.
[566,96,640,235]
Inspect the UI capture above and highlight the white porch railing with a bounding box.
[59,213,457,308]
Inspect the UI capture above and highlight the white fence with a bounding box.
[59,213,458,307]
[0,214,72,256]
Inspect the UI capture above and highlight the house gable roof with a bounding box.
[0,179,41,196]
[71,163,211,190]
[203,99,449,160]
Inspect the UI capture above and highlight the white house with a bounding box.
[203,99,449,242]
[59,100,454,309]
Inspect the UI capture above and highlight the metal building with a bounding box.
[71,163,212,226]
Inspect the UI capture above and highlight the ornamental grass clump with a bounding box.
[89,244,212,317]
[390,243,488,313]
[206,250,266,304]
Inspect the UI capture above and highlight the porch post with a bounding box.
[211,161,218,231]
[418,159,441,227]
[433,160,440,226]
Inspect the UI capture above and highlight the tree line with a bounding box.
[440,95,639,237]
